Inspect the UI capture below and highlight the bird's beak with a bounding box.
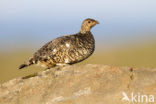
[95,20,99,24]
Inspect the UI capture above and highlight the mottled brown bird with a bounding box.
[19,18,99,69]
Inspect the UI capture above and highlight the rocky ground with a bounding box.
[0,64,156,104]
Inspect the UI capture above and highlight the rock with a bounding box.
[0,64,156,104]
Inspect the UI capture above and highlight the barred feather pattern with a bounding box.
[33,32,95,68]
[19,18,98,69]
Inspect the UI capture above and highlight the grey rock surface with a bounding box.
[0,64,156,104]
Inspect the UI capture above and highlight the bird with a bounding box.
[19,18,99,69]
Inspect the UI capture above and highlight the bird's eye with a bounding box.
[88,21,91,23]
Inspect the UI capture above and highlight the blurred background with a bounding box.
[0,0,156,83]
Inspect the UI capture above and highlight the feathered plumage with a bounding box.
[19,18,99,69]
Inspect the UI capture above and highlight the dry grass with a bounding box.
[0,43,156,84]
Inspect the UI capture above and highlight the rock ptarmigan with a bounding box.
[19,18,99,69]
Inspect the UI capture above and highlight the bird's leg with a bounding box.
[44,63,56,71]
[56,63,70,70]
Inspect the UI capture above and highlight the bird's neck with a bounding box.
[78,31,92,38]
[80,25,91,34]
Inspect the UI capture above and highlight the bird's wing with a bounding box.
[45,34,76,52]
[33,34,77,62]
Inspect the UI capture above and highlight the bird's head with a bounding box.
[80,18,99,34]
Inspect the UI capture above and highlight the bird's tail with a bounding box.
[19,57,34,69]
